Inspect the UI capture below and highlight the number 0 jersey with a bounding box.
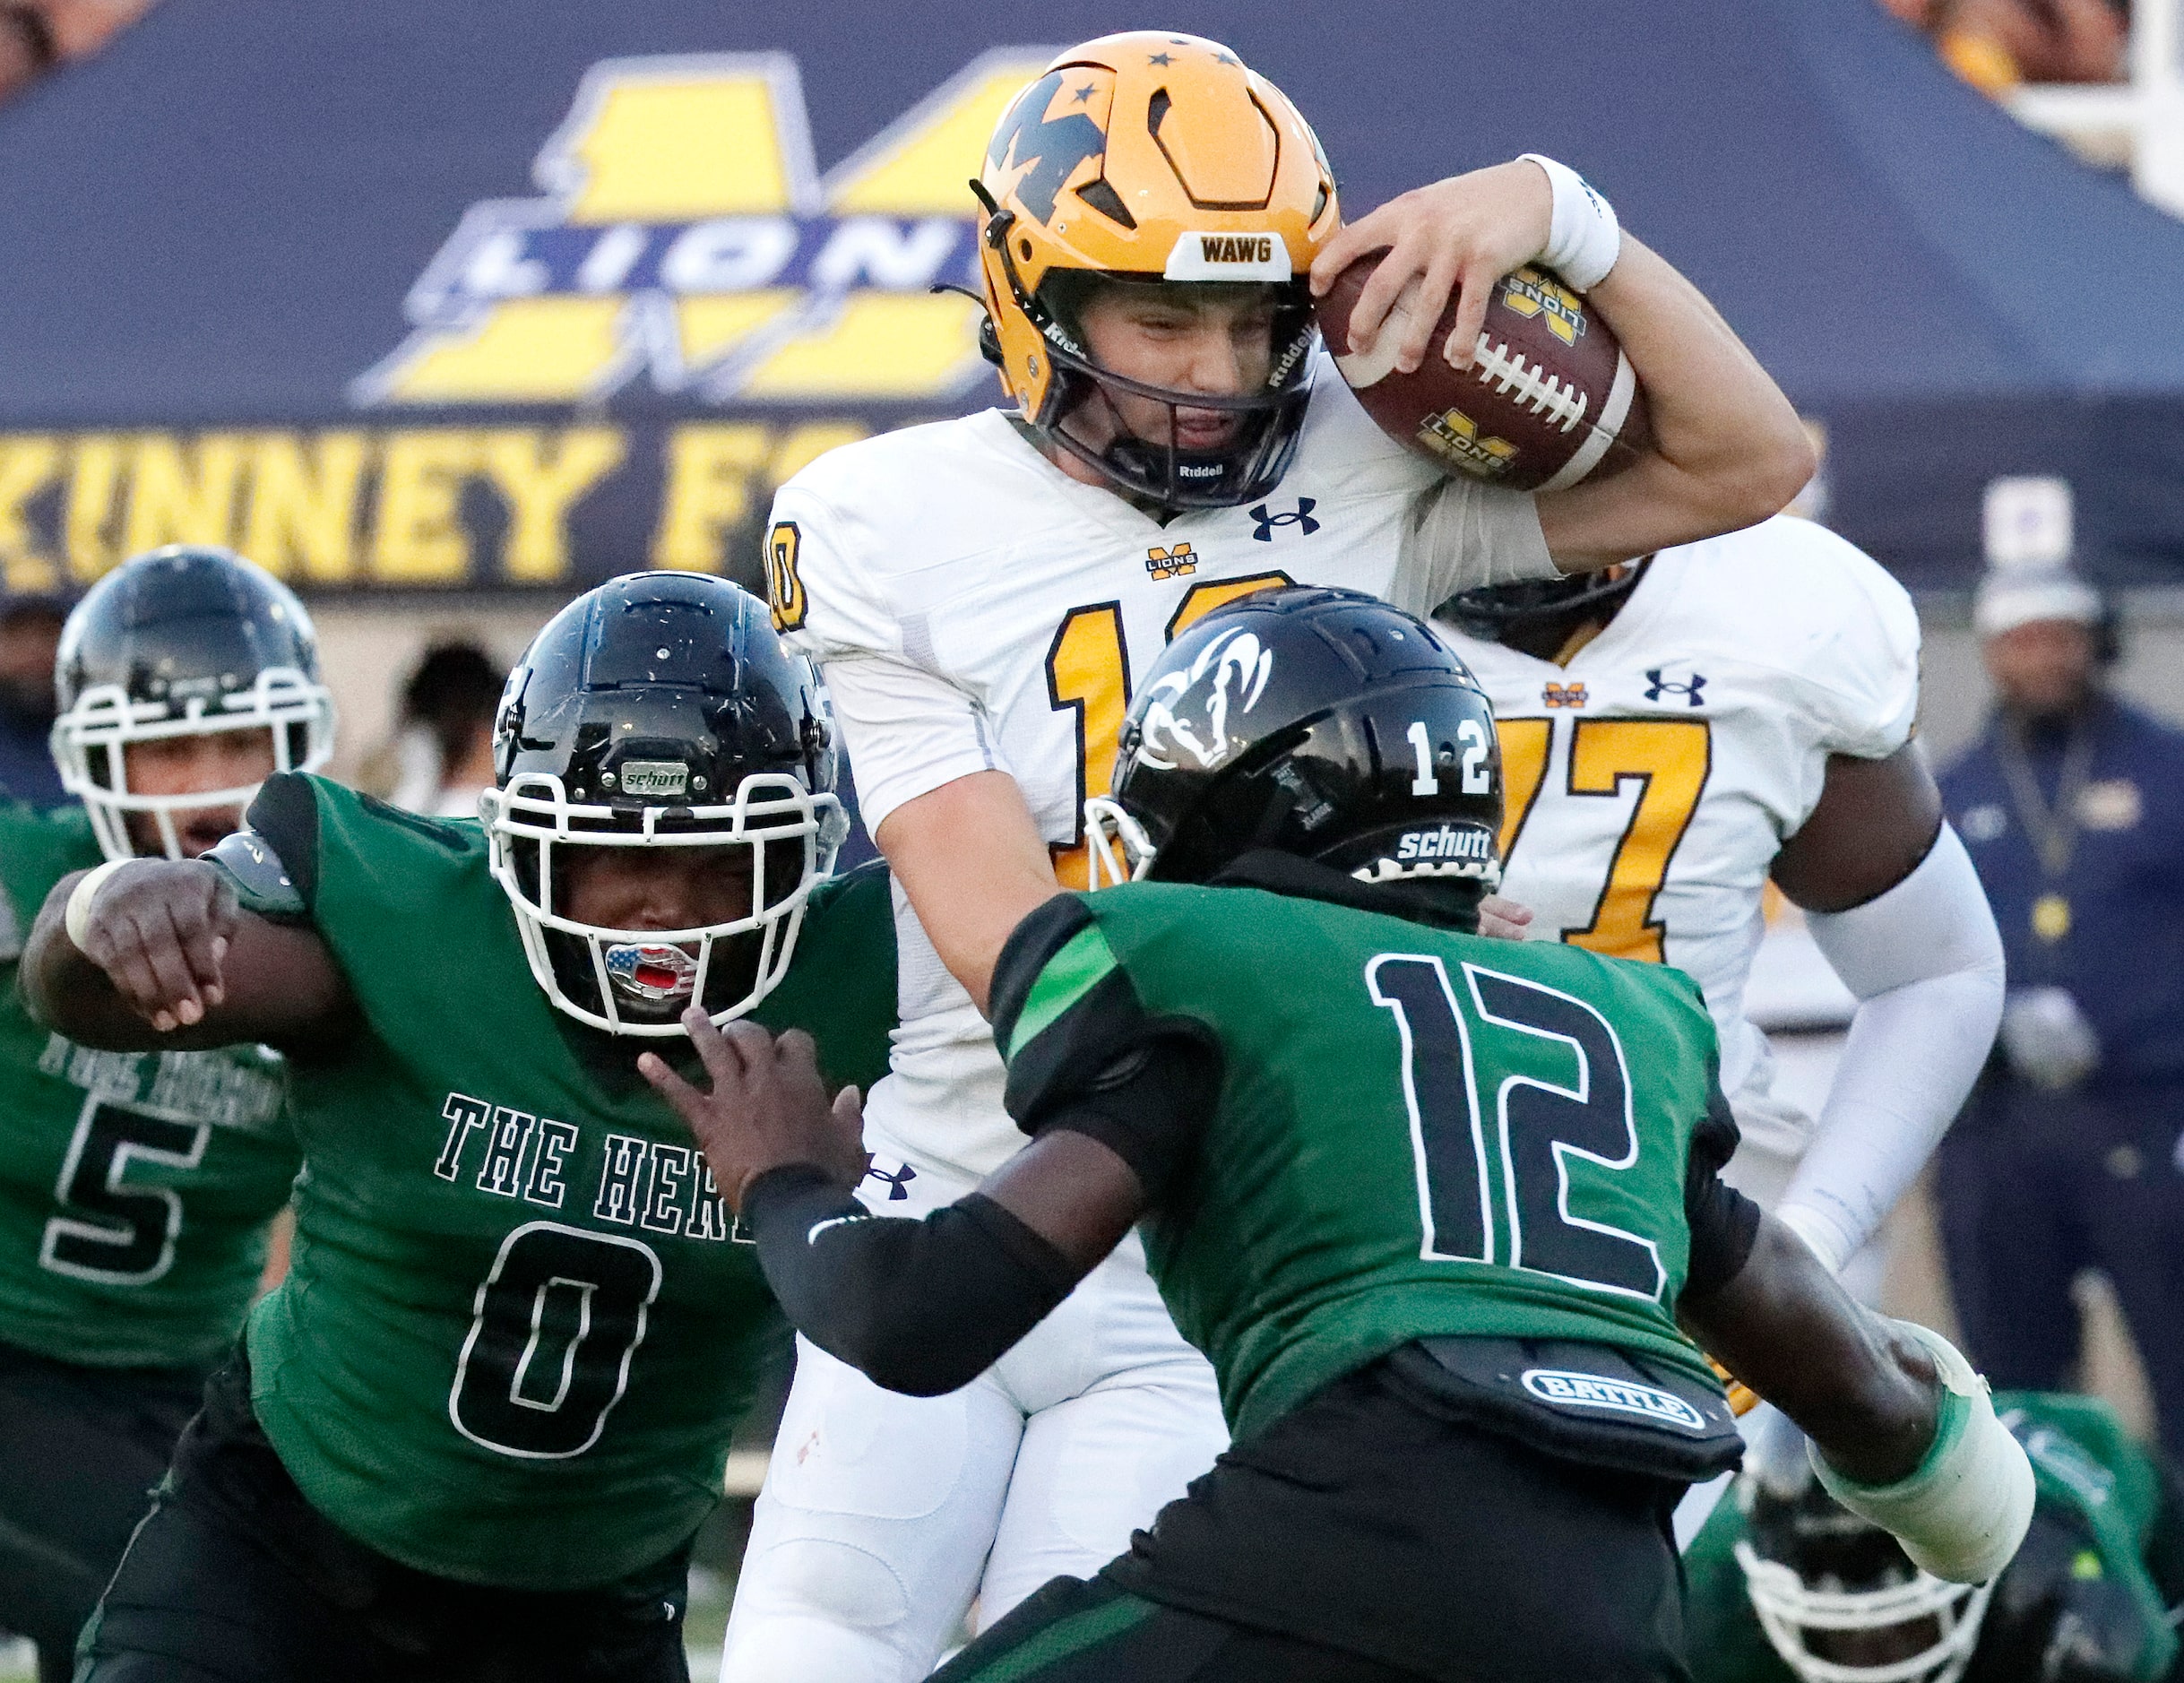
[235,775,897,1590]
[0,802,297,1371]
[1437,519,1920,1165]
[990,865,1738,1441]
[773,361,1558,1180]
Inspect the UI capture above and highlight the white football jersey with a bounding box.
[1437,517,1921,1161]
[774,358,1558,1179]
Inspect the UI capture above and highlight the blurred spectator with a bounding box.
[1881,0,2128,91]
[0,594,67,807]
[368,642,505,819]
[35,0,157,57]
[1936,567,2184,1455]
[0,4,56,102]
[0,0,157,105]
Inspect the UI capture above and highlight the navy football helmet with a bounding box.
[1087,584,1503,898]
[52,547,335,861]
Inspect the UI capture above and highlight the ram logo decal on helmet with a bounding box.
[1137,627,1273,772]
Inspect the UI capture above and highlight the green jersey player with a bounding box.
[0,548,319,1683]
[650,587,2037,1682]
[1688,1394,2184,1683]
[25,575,896,1683]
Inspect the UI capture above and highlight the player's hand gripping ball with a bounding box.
[1318,253,1646,492]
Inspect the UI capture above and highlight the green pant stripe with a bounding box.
[956,1592,1160,1682]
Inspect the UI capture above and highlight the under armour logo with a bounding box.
[1249,498,1319,542]
[862,1159,919,1202]
[1644,669,1706,707]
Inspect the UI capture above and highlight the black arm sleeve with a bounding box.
[238,772,323,912]
[1682,1083,1764,1300]
[743,1166,1084,1397]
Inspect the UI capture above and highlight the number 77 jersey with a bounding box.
[1435,518,1921,1154]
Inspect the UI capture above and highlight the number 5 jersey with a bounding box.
[226,775,897,1590]
[0,802,298,1371]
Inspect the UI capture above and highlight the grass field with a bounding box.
[0,1568,737,1681]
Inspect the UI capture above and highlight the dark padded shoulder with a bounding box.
[1691,1081,1740,1178]
[240,772,323,911]
[988,893,1098,1057]
[1683,1083,1761,1300]
[1035,1032,1221,1206]
[203,830,310,921]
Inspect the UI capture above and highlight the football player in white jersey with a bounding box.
[1437,517,2007,1292]
[724,32,1816,1681]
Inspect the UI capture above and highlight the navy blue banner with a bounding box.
[0,0,2178,592]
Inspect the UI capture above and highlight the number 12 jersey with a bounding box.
[991,872,1737,1441]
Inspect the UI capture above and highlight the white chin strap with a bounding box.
[1084,797,1155,889]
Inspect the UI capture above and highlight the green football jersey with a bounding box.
[0,802,297,1370]
[1685,1393,2181,1683]
[242,776,896,1590]
[997,874,1729,1441]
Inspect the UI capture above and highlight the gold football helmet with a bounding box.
[974,32,1339,509]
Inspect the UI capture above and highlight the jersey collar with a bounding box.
[1206,849,1480,932]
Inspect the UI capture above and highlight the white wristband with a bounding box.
[1517,153,1621,291]
[64,859,131,952]
[1811,1320,2034,1584]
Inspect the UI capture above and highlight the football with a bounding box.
[1317,254,1644,491]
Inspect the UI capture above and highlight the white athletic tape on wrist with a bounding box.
[1517,154,1621,292]
[1810,1320,2035,1585]
[63,859,130,952]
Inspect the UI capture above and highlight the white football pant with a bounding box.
[719,1155,1228,1682]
